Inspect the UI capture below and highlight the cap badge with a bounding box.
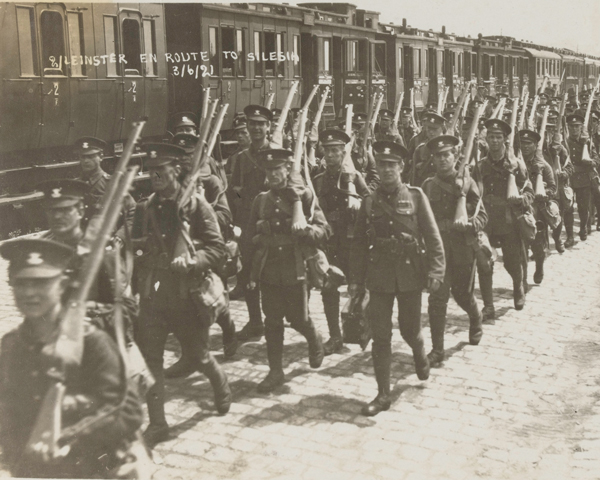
[438,141,444,148]
[255,109,260,115]
[178,139,185,145]
[429,118,435,123]
[267,154,273,161]
[51,188,62,198]
[27,252,43,266]
[82,142,89,149]
[383,147,391,154]
[182,116,189,123]
[150,151,157,159]
[327,135,333,141]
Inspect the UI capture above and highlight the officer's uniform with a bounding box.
[313,129,370,353]
[421,136,487,366]
[132,143,231,443]
[565,114,600,240]
[519,130,557,284]
[0,239,143,478]
[407,112,447,187]
[229,105,276,337]
[349,141,445,416]
[245,149,330,392]
[74,137,136,243]
[475,119,535,310]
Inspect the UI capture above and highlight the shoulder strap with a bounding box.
[372,189,421,239]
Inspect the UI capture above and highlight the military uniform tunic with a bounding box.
[567,135,600,234]
[350,149,380,193]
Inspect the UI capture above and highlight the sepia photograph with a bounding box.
[0,0,599,478]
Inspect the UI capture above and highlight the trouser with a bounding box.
[138,298,221,426]
[321,244,349,340]
[260,282,320,371]
[573,186,599,234]
[428,260,480,353]
[239,254,263,326]
[490,228,527,292]
[368,290,423,393]
[531,220,549,265]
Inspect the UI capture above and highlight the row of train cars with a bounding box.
[1,2,600,237]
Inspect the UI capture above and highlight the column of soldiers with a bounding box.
[1,85,599,478]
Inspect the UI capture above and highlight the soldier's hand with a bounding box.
[508,195,523,206]
[427,278,442,293]
[247,281,257,290]
[348,283,366,297]
[453,218,469,231]
[171,254,196,273]
[558,171,569,180]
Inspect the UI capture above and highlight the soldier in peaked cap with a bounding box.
[375,109,406,147]
[473,118,534,314]
[74,136,135,246]
[132,142,231,446]
[173,132,228,190]
[398,106,418,146]
[245,148,329,393]
[565,113,600,240]
[0,238,144,478]
[406,111,446,187]
[228,105,276,339]
[312,129,370,355]
[351,113,381,193]
[349,141,445,416]
[518,129,557,285]
[421,135,487,367]
[171,112,198,136]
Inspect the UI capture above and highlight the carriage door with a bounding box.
[342,38,368,113]
[36,4,71,147]
[370,40,387,109]
[220,24,237,119]
[118,9,146,139]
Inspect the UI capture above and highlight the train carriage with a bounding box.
[584,57,600,91]
[560,51,585,95]
[522,46,561,95]
[439,30,471,103]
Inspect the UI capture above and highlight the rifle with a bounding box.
[507,97,520,150]
[291,85,319,143]
[272,80,299,147]
[200,87,210,123]
[557,68,566,95]
[449,84,471,134]
[392,91,405,131]
[291,107,310,232]
[190,99,219,178]
[518,91,529,131]
[363,90,383,158]
[575,85,580,109]
[539,75,549,96]
[491,97,507,120]
[307,87,330,167]
[527,95,540,130]
[264,92,275,109]
[26,165,140,462]
[344,103,354,137]
[410,87,419,130]
[534,107,550,199]
[580,77,600,163]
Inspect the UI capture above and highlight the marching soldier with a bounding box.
[406,111,446,187]
[133,143,231,446]
[565,114,600,241]
[421,136,487,367]
[172,112,198,136]
[313,129,370,354]
[351,114,381,192]
[518,130,557,284]
[399,106,418,147]
[375,109,406,146]
[74,137,136,244]
[0,239,144,478]
[229,105,275,339]
[349,141,445,416]
[544,120,574,249]
[475,119,534,311]
[245,149,329,392]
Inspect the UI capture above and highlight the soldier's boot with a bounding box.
[533,258,544,285]
[218,310,238,359]
[427,310,446,368]
[552,224,565,253]
[468,308,483,346]
[479,272,495,324]
[237,287,264,342]
[144,381,169,446]
[200,355,232,415]
[362,346,392,416]
[323,289,343,356]
[409,332,430,381]
[304,321,325,368]
[164,356,196,379]
[513,281,525,311]
[564,212,575,248]
[257,329,285,393]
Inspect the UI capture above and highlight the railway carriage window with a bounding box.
[346,40,358,72]
[413,48,421,77]
[373,43,385,76]
[236,29,246,77]
[16,7,38,76]
[122,18,142,76]
[424,49,429,77]
[209,26,219,76]
[40,11,66,75]
[67,12,85,76]
[264,31,276,77]
[254,31,263,77]
[458,53,463,76]
[438,51,444,76]
[276,33,285,77]
[320,38,331,75]
[292,35,300,77]
[104,17,119,76]
[143,19,157,76]
[454,52,458,75]
[222,27,235,77]
[398,47,403,78]
[536,59,540,76]
[489,57,495,78]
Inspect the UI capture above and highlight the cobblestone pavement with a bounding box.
[1,225,600,479]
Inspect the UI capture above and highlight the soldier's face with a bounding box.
[401,114,410,127]
[12,275,68,320]
[149,164,180,193]
[380,118,391,130]
[265,164,290,189]
[235,128,252,149]
[248,119,269,141]
[486,131,506,152]
[568,124,582,137]
[521,140,537,157]
[424,123,443,139]
[376,160,402,185]
[80,152,102,174]
[461,123,471,141]
[175,125,197,136]
[46,204,83,235]
[433,150,457,176]
[323,145,345,169]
